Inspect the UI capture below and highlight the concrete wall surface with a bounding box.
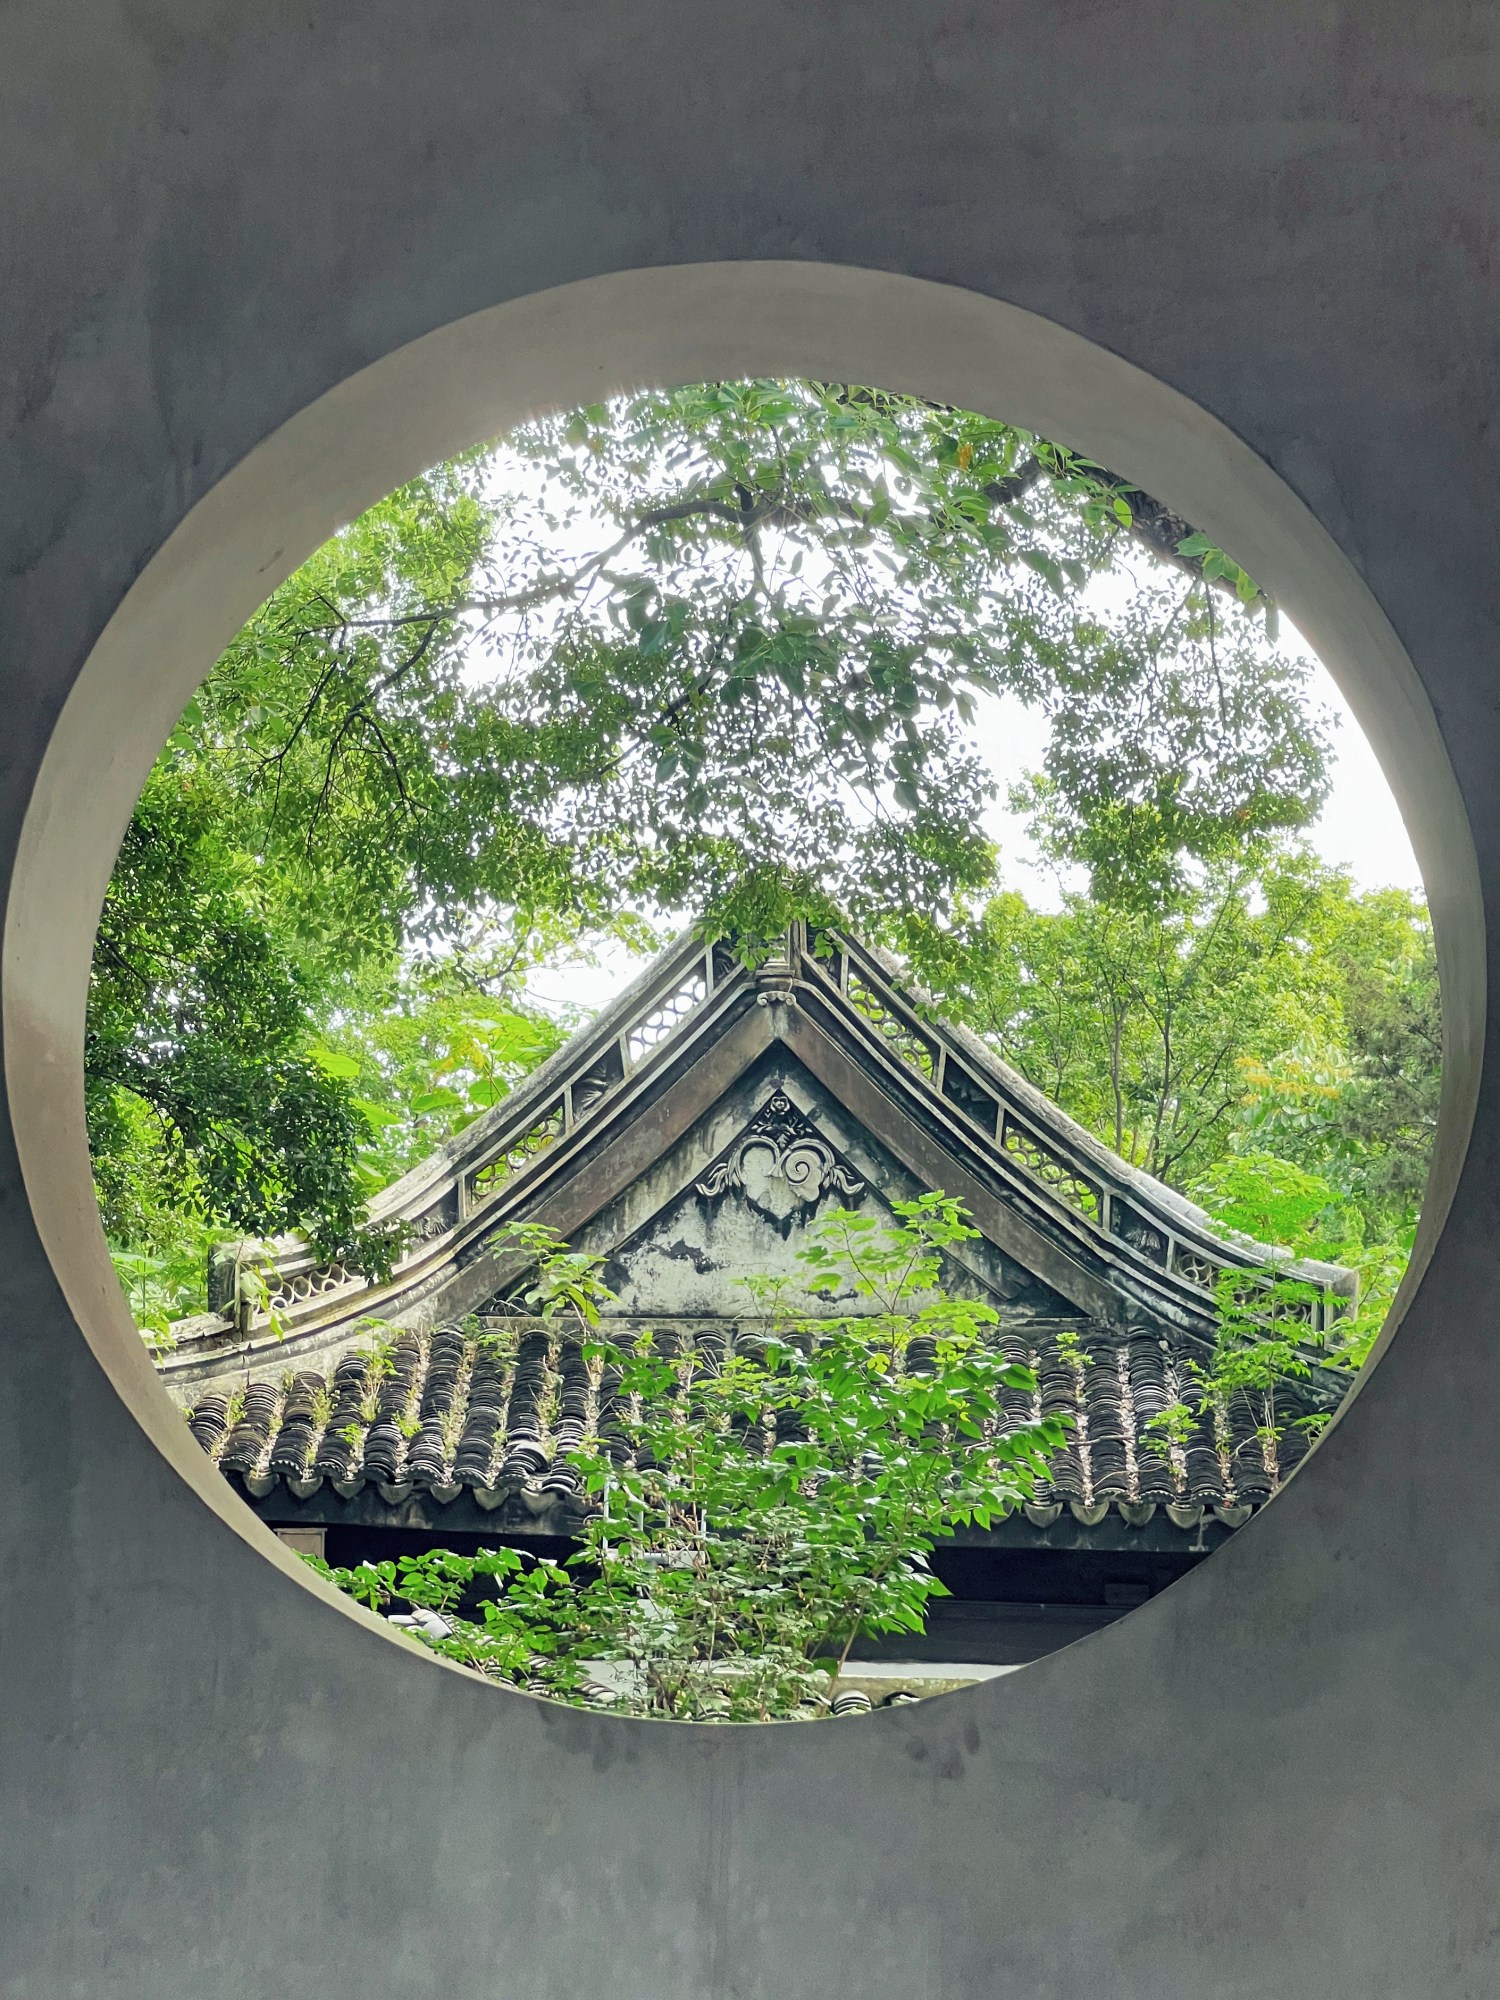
[3,6,1500,1994]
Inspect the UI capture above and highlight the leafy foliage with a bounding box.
[929,862,1437,1367]
[89,764,375,1274]
[1233,885,1440,1245]
[923,853,1348,1184]
[92,380,1330,1290]
[1143,1258,1337,1487]
[314,959,572,1191]
[308,1200,1066,1721]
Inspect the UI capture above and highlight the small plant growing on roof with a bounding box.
[305,1195,1068,1722]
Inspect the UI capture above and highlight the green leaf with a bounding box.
[1176,530,1215,558]
[1019,548,1065,595]
[409,1087,463,1117]
[309,1046,362,1080]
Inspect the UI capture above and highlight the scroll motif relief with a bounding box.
[695,1092,867,1207]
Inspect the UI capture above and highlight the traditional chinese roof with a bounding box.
[164,922,1353,1545]
[186,1309,1341,1550]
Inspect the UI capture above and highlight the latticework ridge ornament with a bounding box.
[1171,1245,1222,1290]
[1000,1117,1101,1219]
[845,968,937,1077]
[265,1261,357,1315]
[472,1101,566,1199]
[627,968,709,1062]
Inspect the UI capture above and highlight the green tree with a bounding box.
[929,851,1346,1186]
[315,949,579,1191]
[1204,881,1438,1364]
[92,380,1331,1297]
[1234,885,1439,1245]
[308,1200,1066,1721]
[929,858,1438,1366]
[88,763,376,1278]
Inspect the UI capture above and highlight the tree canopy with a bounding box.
[88,376,1427,1329]
[927,863,1437,1361]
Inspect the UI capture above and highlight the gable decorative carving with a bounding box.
[695,1092,867,1207]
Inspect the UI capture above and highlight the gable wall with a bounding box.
[561,1052,1078,1323]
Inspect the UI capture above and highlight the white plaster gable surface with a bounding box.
[599,1092,885,1319]
[592,1079,1074,1323]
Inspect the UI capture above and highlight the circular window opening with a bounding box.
[85,371,1438,1721]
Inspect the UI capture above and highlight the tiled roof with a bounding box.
[188,1315,1349,1538]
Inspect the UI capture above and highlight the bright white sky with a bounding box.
[1302,673,1424,891]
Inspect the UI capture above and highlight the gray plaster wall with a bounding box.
[580,1056,1069,1321]
[3,7,1500,1994]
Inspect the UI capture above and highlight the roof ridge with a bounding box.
[831,927,1353,1291]
[161,915,1353,1368]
